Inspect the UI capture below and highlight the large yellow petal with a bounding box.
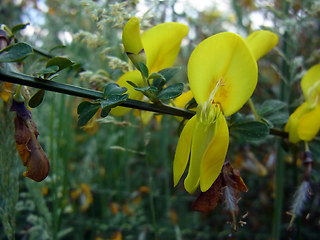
[173,116,196,187]
[110,70,144,116]
[122,17,143,54]
[300,64,320,102]
[284,102,310,143]
[200,114,229,192]
[184,116,218,194]
[298,104,320,142]
[245,30,278,61]
[142,22,188,73]
[188,32,258,116]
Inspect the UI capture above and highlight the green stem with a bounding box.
[0,69,195,119]
[0,70,305,141]
[33,47,54,59]
[273,2,290,238]
[247,98,261,121]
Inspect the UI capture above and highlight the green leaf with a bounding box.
[28,89,45,108]
[157,83,184,100]
[49,45,66,53]
[11,23,29,34]
[46,56,74,71]
[257,100,287,116]
[148,73,164,79]
[265,112,289,125]
[100,108,110,118]
[230,121,269,141]
[77,101,100,127]
[151,75,166,90]
[104,83,127,98]
[137,62,148,78]
[158,67,180,82]
[34,65,59,75]
[0,42,33,62]
[257,100,288,125]
[185,97,197,109]
[100,94,129,110]
[126,80,138,88]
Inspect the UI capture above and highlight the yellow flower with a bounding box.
[285,64,320,143]
[111,17,188,116]
[174,31,278,193]
[0,82,13,102]
[70,183,93,212]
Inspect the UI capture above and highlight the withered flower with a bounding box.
[192,161,247,230]
[10,99,50,182]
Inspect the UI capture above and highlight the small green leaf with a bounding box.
[104,83,127,98]
[11,23,29,34]
[149,73,164,79]
[100,94,129,110]
[185,97,197,109]
[158,67,180,82]
[157,83,184,100]
[230,121,269,141]
[46,56,74,71]
[49,45,66,53]
[257,100,287,117]
[257,100,288,125]
[135,86,159,96]
[28,89,45,108]
[151,76,166,90]
[0,42,33,62]
[266,112,289,125]
[77,101,100,127]
[137,62,148,78]
[100,108,110,118]
[34,65,59,75]
[126,80,138,88]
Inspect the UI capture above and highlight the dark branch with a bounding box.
[0,69,195,119]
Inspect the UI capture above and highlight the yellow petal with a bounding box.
[174,90,194,109]
[245,30,278,61]
[173,90,194,122]
[122,17,143,54]
[110,70,144,116]
[184,116,219,193]
[188,32,257,116]
[284,102,310,143]
[298,104,320,142]
[200,114,229,192]
[300,64,320,102]
[173,116,196,187]
[139,110,154,125]
[142,22,188,73]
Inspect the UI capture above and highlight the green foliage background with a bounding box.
[1,0,320,239]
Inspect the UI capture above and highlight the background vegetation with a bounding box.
[1,0,320,239]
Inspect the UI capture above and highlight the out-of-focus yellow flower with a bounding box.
[285,64,320,143]
[111,17,188,116]
[0,82,13,101]
[122,203,134,216]
[174,30,278,194]
[110,202,120,214]
[109,231,122,240]
[70,183,93,212]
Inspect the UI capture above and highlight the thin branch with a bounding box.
[0,69,297,139]
[0,69,195,119]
